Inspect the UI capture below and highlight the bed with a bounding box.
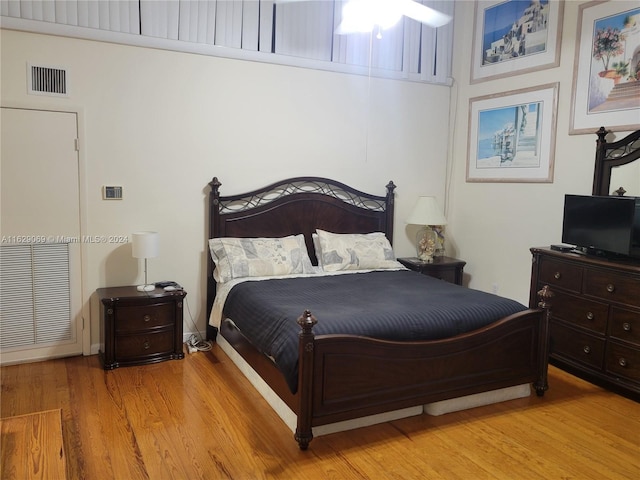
[206,176,552,450]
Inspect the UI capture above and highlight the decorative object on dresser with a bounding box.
[132,231,160,291]
[592,127,640,197]
[207,176,553,450]
[98,286,185,369]
[405,196,447,262]
[530,248,639,401]
[397,256,465,286]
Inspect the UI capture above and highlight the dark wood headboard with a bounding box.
[206,176,396,336]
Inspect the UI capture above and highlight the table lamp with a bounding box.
[132,231,159,291]
[406,196,447,263]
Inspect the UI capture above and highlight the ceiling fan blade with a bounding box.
[400,0,452,28]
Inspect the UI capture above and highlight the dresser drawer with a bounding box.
[550,322,605,369]
[538,258,583,293]
[584,269,640,308]
[609,307,640,346]
[605,341,640,383]
[115,331,175,359]
[550,290,608,334]
[115,302,174,333]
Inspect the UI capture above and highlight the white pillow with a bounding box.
[312,233,322,267]
[209,234,314,283]
[316,229,403,272]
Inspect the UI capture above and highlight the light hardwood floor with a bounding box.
[1,346,638,479]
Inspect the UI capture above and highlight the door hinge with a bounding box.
[74,138,80,152]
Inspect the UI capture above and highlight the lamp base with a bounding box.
[416,226,437,263]
[137,284,155,292]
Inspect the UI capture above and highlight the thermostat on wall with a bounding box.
[103,186,123,200]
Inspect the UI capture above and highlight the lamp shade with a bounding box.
[406,197,447,226]
[132,231,160,259]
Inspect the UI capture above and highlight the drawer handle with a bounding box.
[583,345,591,354]
[143,341,150,350]
[618,357,627,367]
[107,308,113,315]
[586,312,594,321]
[143,315,151,322]
[554,272,561,280]
[606,284,615,293]
[622,322,631,332]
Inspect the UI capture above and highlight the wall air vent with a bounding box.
[27,64,68,97]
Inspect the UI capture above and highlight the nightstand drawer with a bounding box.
[115,331,175,359]
[538,258,583,293]
[115,302,174,333]
[584,270,640,308]
[550,322,605,370]
[397,257,465,286]
[605,341,640,383]
[550,290,608,334]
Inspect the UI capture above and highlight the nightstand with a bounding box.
[398,256,466,285]
[97,286,186,370]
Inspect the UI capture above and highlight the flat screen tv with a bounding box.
[561,194,640,259]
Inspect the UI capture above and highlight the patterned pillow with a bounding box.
[316,229,402,272]
[209,234,314,283]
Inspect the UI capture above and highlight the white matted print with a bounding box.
[467,83,558,183]
[570,1,640,135]
[470,0,564,84]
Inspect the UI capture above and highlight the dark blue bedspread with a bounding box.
[223,270,527,393]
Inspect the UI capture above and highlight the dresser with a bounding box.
[98,286,186,369]
[529,248,640,400]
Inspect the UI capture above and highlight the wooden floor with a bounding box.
[1,346,638,479]
[1,409,67,479]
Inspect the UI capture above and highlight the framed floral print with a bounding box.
[570,1,640,134]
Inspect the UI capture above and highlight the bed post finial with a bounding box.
[593,127,609,195]
[386,180,396,194]
[209,177,222,203]
[385,181,396,244]
[534,285,554,397]
[295,310,317,450]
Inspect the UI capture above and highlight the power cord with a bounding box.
[183,295,213,354]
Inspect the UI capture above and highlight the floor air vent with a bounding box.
[28,64,68,97]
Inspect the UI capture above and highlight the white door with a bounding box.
[0,107,84,364]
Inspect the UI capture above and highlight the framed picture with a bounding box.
[570,1,640,135]
[470,0,564,84]
[467,83,559,183]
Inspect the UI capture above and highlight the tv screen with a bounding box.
[561,194,638,257]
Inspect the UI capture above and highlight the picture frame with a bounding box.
[467,83,559,183]
[569,1,640,135]
[470,0,564,84]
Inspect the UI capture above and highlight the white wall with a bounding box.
[448,1,635,305]
[0,28,451,349]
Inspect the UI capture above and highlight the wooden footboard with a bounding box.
[294,287,552,450]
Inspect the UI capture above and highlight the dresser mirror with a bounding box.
[592,127,640,197]
[610,161,640,196]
